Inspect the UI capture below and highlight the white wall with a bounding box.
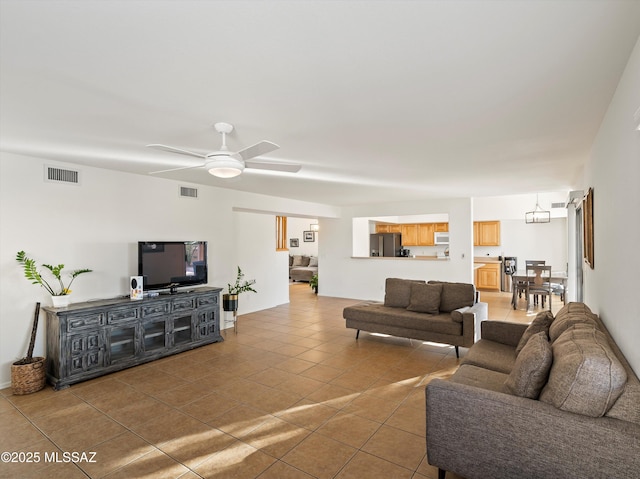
[287,217,319,256]
[582,37,640,374]
[0,153,338,387]
[318,198,474,301]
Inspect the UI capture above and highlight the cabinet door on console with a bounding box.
[196,308,219,340]
[67,332,105,377]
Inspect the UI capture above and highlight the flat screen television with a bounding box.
[138,241,208,292]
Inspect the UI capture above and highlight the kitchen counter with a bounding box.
[474,257,502,264]
[353,255,450,261]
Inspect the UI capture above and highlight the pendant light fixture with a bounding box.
[525,194,550,224]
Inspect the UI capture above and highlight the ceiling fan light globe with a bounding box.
[209,166,243,178]
[207,157,245,178]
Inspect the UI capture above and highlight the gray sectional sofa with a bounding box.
[343,278,488,358]
[289,255,318,282]
[426,302,640,479]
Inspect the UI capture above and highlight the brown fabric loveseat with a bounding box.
[289,255,318,282]
[343,278,488,358]
[426,302,640,479]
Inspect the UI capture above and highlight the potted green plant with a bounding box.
[222,266,257,312]
[11,302,47,394]
[16,251,92,307]
[309,274,318,294]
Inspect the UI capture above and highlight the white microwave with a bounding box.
[434,232,450,245]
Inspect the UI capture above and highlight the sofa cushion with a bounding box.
[429,281,475,312]
[343,302,461,336]
[515,310,554,356]
[289,255,294,267]
[461,339,517,374]
[308,256,318,267]
[549,302,599,342]
[540,326,627,417]
[504,331,553,399]
[300,255,311,267]
[384,278,426,308]
[450,364,509,393]
[407,282,442,314]
[292,255,305,267]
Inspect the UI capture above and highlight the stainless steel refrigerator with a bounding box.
[370,233,402,257]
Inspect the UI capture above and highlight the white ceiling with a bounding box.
[1,1,639,206]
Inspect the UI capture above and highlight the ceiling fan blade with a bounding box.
[244,159,302,173]
[149,163,206,174]
[236,140,279,161]
[147,144,207,158]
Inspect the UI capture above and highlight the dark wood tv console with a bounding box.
[42,286,223,390]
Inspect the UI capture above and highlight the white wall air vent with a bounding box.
[44,165,80,185]
[179,186,198,199]
[551,202,565,209]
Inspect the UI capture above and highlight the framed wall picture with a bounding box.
[583,187,594,269]
[290,238,299,248]
[303,231,315,242]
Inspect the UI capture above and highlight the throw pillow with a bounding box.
[292,255,304,267]
[539,326,627,417]
[384,278,426,308]
[515,310,554,356]
[428,281,475,312]
[407,282,442,314]
[308,256,318,267]
[503,331,553,399]
[289,255,294,267]
[300,256,311,267]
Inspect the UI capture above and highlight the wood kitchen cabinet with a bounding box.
[433,223,449,232]
[401,224,418,245]
[475,263,501,291]
[375,224,401,233]
[474,221,501,246]
[417,223,435,246]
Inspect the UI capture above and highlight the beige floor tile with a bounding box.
[131,409,211,445]
[102,449,189,479]
[385,401,426,437]
[342,392,401,423]
[257,460,315,478]
[76,431,155,478]
[194,441,276,479]
[282,433,357,479]
[46,413,127,451]
[274,398,339,430]
[209,404,274,439]
[336,451,414,479]
[316,411,381,448]
[158,426,237,469]
[179,391,241,423]
[362,424,425,470]
[242,416,311,458]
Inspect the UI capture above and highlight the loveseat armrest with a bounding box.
[459,301,488,343]
[426,379,640,479]
[480,320,527,347]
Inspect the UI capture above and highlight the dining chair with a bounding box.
[526,265,552,311]
[524,260,546,305]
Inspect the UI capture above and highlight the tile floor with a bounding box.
[0,285,561,479]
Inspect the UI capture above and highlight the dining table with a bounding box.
[511,270,568,309]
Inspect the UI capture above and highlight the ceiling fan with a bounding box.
[147,122,301,178]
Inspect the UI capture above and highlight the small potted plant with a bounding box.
[223,266,257,312]
[309,274,318,294]
[16,251,92,307]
